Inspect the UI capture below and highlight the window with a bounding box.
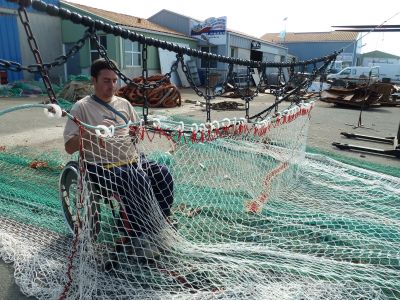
[230,47,237,58]
[90,35,107,62]
[341,69,351,75]
[200,46,218,69]
[124,40,141,67]
[370,67,379,77]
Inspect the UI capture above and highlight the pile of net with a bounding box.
[0,102,399,299]
[0,80,61,98]
[116,74,181,108]
[57,75,93,103]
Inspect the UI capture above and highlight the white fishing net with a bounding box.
[0,102,399,299]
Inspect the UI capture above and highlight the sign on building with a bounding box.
[190,16,227,45]
[337,53,354,62]
[251,40,261,50]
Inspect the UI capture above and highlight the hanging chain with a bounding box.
[48,29,91,70]
[8,0,339,71]
[141,43,149,124]
[204,59,212,122]
[243,66,251,119]
[0,29,90,73]
[17,5,57,104]
[300,64,306,75]
[254,65,267,96]
[0,59,29,72]
[214,63,234,96]
[274,67,284,113]
[5,1,339,123]
[306,62,317,90]
[90,29,175,90]
[90,29,137,87]
[181,56,205,98]
[318,62,325,96]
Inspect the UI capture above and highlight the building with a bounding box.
[0,0,63,83]
[60,1,197,84]
[1,2,289,86]
[149,9,288,83]
[359,50,400,66]
[261,31,361,70]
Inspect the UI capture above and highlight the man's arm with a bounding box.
[65,118,113,154]
[64,100,84,154]
[65,135,80,154]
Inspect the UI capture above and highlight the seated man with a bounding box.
[63,58,174,249]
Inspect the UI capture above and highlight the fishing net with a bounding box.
[0,101,399,299]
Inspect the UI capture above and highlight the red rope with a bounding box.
[245,161,289,213]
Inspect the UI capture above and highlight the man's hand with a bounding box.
[65,135,80,154]
[65,129,91,154]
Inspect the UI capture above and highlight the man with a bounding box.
[63,59,174,256]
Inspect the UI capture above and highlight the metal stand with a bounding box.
[340,132,395,144]
[332,122,400,159]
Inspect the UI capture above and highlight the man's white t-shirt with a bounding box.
[63,95,140,164]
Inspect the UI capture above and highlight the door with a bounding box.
[65,43,81,78]
[0,14,23,83]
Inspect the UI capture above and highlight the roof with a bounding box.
[61,1,189,38]
[150,9,200,23]
[361,50,400,59]
[260,31,359,43]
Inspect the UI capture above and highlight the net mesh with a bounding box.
[0,102,399,299]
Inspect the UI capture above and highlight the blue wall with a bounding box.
[0,14,23,82]
[283,41,355,71]
[0,0,59,83]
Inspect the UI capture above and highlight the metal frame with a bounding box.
[332,122,400,159]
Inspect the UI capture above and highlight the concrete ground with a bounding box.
[0,89,399,299]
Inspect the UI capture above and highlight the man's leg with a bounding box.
[88,164,155,236]
[140,158,174,218]
[116,164,159,235]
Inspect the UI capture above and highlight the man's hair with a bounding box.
[90,58,118,78]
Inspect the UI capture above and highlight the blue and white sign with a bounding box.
[337,53,354,62]
[190,17,227,45]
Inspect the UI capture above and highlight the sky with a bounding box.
[66,0,400,57]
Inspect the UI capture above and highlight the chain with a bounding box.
[90,29,176,90]
[141,44,149,123]
[0,29,90,74]
[213,63,234,97]
[231,72,242,98]
[90,29,135,86]
[45,29,91,70]
[0,59,29,72]
[312,63,318,77]
[10,0,339,69]
[253,65,267,97]
[181,57,205,98]
[17,5,57,104]
[6,1,339,122]
[244,99,250,121]
[249,58,334,121]
[243,67,251,119]
[204,60,212,122]
[273,67,284,113]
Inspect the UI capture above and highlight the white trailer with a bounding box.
[370,63,400,84]
[326,66,380,84]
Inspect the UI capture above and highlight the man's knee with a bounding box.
[159,165,173,182]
